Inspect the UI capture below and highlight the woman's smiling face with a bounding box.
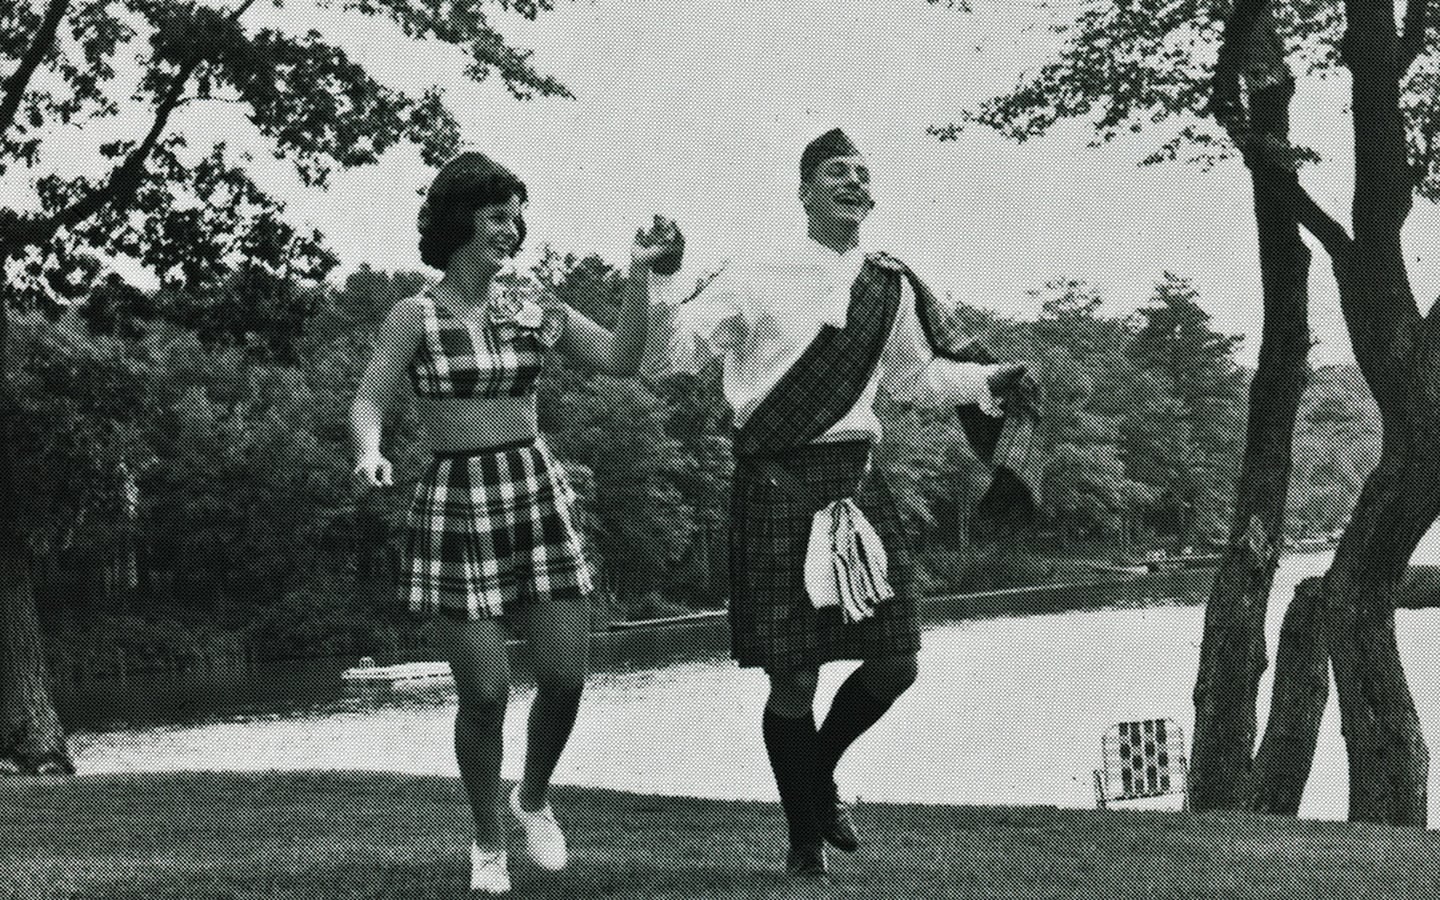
[456,194,524,273]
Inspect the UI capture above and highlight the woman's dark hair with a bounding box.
[417,152,528,270]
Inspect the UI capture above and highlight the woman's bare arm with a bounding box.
[350,296,425,486]
[558,216,683,376]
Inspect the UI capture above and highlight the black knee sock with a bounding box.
[816,670,900,779]
[762,707,820,847]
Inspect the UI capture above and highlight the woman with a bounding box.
[350,151,679,894]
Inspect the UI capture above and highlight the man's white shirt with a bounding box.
[643,233,1001,440]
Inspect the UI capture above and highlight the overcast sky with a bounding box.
[17,0,1440,365]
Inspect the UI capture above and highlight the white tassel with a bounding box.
[805,499,894,623]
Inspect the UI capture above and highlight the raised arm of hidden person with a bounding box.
[639,262,749,387]
[350,296,426,487]
[880,277,1002,416]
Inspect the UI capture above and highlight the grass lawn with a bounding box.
[3,771,1439,899]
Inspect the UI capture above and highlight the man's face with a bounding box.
[800,154,874,227]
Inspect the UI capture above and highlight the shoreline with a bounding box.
[606,565,1209,631]
[51,548,1383,688]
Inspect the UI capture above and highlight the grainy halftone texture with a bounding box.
[408,291,546,400]
[731,260,898,459]
[8,772,1440,898]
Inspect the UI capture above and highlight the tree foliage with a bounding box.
[2,1,571,315]
[0,0,572,774]
[18,247,1336,682]
[936,0,1440,824]
[929,0,1434,192]
[1288,364,1380,537]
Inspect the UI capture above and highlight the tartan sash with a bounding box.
[733,257,901,460]
[730,250,1041,519]
[892,255,1044,520]
[899,259,994,365]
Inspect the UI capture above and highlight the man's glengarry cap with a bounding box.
[800,128,861,181]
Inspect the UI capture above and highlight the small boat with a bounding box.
[341,656,454,690]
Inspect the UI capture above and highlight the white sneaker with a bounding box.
[470,844,511,895]
[509,783,568,871]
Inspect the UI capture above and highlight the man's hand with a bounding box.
[633,214,685,275]
[987,362,1038,397]
[353,452,394,488]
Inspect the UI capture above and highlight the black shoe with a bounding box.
[817,780,859,853]
[785,841,829,878]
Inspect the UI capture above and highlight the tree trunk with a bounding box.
[1249,576,1329,814]
[1324,449,1437,825]
[0,307,74,772]
[1318,0,1440,826]
[1187,77,1312,812]
[0,538,73,775]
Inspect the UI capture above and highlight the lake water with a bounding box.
[66,526,1440,823]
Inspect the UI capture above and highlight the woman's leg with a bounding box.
[515,598,590,811]
[436,616,512,851]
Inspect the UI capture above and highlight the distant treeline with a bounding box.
[11,254,1374,680]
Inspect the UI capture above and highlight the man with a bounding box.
[642,129,1035,877]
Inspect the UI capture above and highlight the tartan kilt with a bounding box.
[729,439,920,671]
[399,438,592,621]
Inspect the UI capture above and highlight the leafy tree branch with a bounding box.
[0,0,70,138]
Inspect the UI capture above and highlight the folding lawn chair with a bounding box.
[1093,718,1189,810]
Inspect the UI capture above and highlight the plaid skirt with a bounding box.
[729,439,920,672]
[400,438,592,620]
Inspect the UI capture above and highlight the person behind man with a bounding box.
[641,129,1035,878]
